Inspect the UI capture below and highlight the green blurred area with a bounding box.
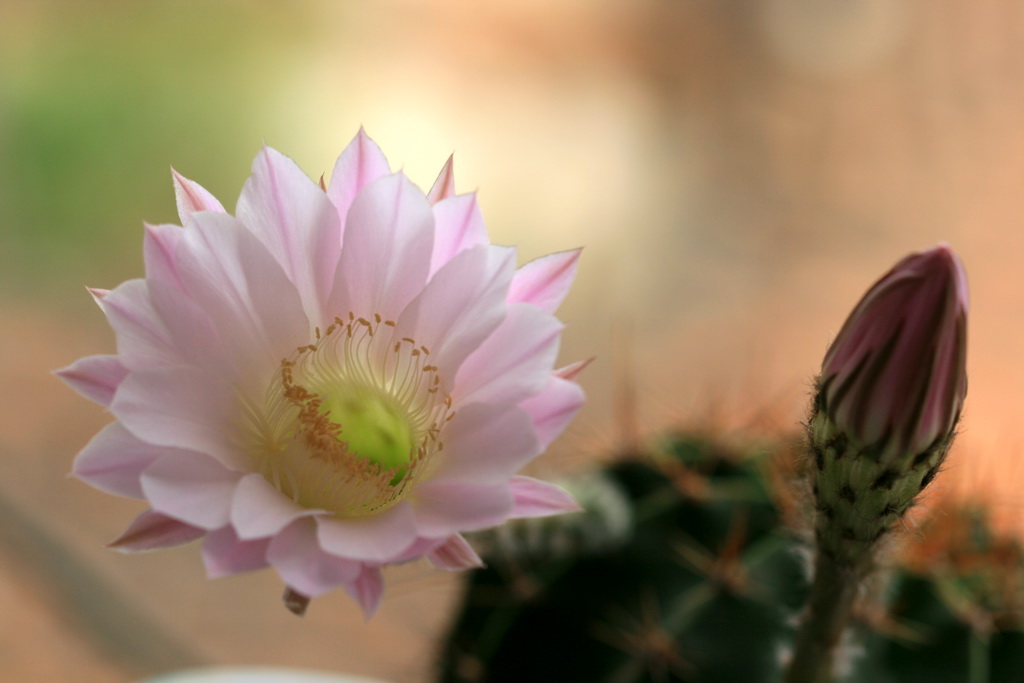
[0,2,318,298]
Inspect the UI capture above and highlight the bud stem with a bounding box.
[784,550,870,683]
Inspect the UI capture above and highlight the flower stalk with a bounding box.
[785,245,968,683]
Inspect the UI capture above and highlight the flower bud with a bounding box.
[790,245,968,683]
[817,244,968,466]
[808,245,968,566]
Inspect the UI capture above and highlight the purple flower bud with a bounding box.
[818,244,968,463]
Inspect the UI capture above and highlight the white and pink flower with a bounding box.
[58,130,585,616]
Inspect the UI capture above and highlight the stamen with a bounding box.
[240,313,453,518]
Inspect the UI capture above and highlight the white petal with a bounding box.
[331,173,434,322]
[412,479,513,537]
[555,358,593,381]
[394,245,515,384]
[454,303,563,407]
[140,452,242,530]
[172,168,225,225]
[507,249,581,314]
[112,364,239,468]
[519,375,586,450]
[316,501,418,563]
[143,223,185,289]
[346,566,385,618]
[431,403,539,482]
[236,146,341,326]
[426,154,456,204]
[429,193,488,276]
[72,421,165,498]
[230,473,320,540]
[508,476,581,518]
[201,526,271,578]
[427,534,485,570]
[267,517,361,597]
[146,279,232,375]
[55,354,128,407]
[177,211,309,375]
[326,128,391,235]
[102,279,181,369]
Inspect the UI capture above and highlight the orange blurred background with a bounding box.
[3,1,1024,680]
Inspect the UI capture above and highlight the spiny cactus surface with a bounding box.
[436,434,1024,683]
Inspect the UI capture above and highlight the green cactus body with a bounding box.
[436,434,1023,683]
[436,436,808,683]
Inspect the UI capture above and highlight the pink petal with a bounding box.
[112,364,238,467]
[429,193,489,277]
[431,403,539,482]
[454,303,563,407]
[55,354,128,407]
[507,249,581,314]
[519,375,585,450]
[427,534,485,571]
[177,211,309,372]
[316,502,418,563]
[426,154,456,204]
[412,479,514,536]
[347,566,385,619]
[508,475,581,518]
[330,173,435,323]
[140,451,242,530]
[327,128,391,235]
[555,357,593,381]
[394,245,515,382]
[88,287,110,303]
[143,222,186,289]
[389,536,447,563]
[267,517,361,597]
[172,168,225,225]
[146,279,232,376]
[108,509,205,552]
[201,525,271,578]
[72,421,166,498]
[102,280,181,369]
[230,473,320,540]
[236,146,342,326]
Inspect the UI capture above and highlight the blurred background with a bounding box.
[3,0,1024,680]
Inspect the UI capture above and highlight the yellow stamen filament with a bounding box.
[240,313,453,518]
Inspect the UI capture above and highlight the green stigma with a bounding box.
[250,315,453,519]
[320,386,414,483]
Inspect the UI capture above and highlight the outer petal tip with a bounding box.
[508,248,582,314]
[171,167,226,224]
[556,357,594,382]
[107,510,205,553]
[428,534,485,571]
[55,354,129,407]
[349,566,385,620]
[427,154,457,203]
[509,476,582,518]
[87,287,110,309]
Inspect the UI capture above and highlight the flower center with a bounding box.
[241,314,453,518]
[319,385,414,482]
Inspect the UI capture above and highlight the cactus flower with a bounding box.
[817,244,968,465]
[57,130,585,617]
